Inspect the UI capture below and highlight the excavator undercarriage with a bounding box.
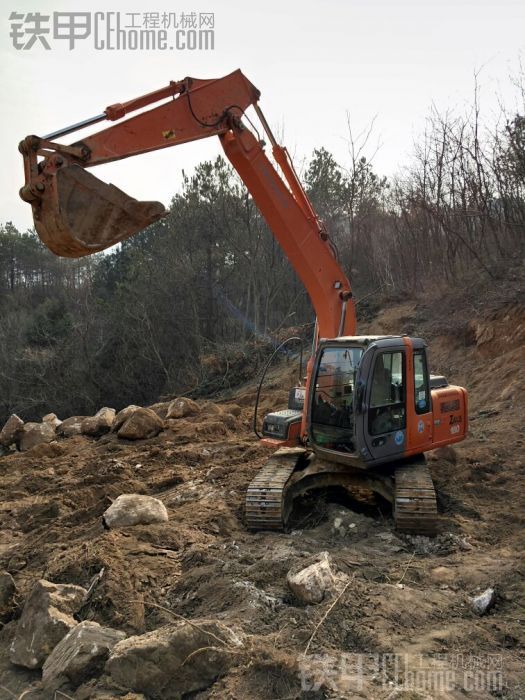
[245,449,438,535]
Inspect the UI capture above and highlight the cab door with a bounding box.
[354,340,408,464]
[404,341,433,452]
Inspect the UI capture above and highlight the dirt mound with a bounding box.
[0,298,524,698]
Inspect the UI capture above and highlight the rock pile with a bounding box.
[0,398,242,454]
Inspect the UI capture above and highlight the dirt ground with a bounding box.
[0,291,524,699]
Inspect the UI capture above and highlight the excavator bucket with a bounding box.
[32,164,166,258]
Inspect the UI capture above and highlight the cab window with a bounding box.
[414,351,430,414]
[311,346,363,452]
[368,351,406,436]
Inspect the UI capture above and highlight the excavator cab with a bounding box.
[308,335,467,467]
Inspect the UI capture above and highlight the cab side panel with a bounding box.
[430,386,468,447]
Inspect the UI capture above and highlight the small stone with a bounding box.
[10,579,87,669]
[333,518,343,529]
[42,620,126,692]
[0,414,24,447]
[199,402,221,416]
[166,398,200,419]
[117,408,163,440]
[103,494,169,528]
[428,446,457,464]
[287,552,338,604]
[471,587,496,615]
[81,408,116,437]
[196,421,227,437]
[18,422,56,452]
[225,404,242,416]
[221,413,237,430]
[42,413,62,430]
[0,570,16,618]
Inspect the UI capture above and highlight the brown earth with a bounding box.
[0,293,524,699]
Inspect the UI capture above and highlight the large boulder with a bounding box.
[117,408,164,441]
[18,422,56,452]
[112,405,142,432]
[166,398,200,419]
[106,621,241,699]
[57,416,87,438]
[287,552,338,605]
[103,494,168,529]
[10,579,87,669]
[0,414,24,447]
[42,620,126,692]
[81,407,115,437]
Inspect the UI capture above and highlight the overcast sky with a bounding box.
[1,0,524,231]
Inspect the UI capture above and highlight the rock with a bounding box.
[18,422,56,452]
[42,620,126,692]
[224,404,242,417]
[0,414,24,447]
[428,446,457,464]
[10,579,87,669]
[195,421,227,437]
[221,413,237,430]
[166,397,200,419]
[200,401,221,416]
[287,552,338,604]
[103,494,168,528]
[81,407,116,437]
[205,465,229,481]
[57,416,87,438]
[0,570,16,618]
[42,413,62,430]
[112,405,142,432]
[106,620,241,699]
[471,587,496,615]
[117,408,164,441]
[147,402,170,420]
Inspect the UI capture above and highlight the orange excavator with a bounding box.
[19,70,468,535]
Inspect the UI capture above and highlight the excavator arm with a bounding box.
[19,69,355,341]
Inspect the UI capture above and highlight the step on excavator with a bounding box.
[19,70,468,535]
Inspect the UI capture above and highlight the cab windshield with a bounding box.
[311,346,363,452]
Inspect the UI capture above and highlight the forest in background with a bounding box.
[1,75,524,423]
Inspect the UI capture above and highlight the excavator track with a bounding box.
[394,461,438,536]
[245,450,305,530]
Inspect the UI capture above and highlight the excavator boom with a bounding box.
[19,71,259,257]
[19,69,355,341]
